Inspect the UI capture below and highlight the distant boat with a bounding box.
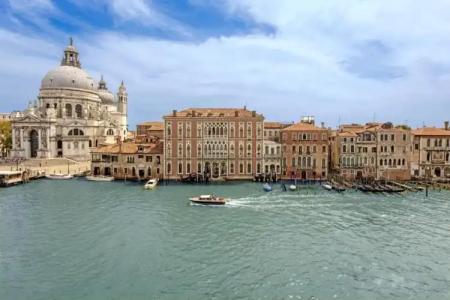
[289,184,297,191]
[190,194,228,205]
[144,178,159,189]
[263,183,272,192]
[45,174,73,180]
[86,175,114,182]
[322,182,333,191]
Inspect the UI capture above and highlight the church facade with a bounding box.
[10,39,128,161]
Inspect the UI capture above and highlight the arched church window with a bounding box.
[66,104,72,117]
[75,104,82,118]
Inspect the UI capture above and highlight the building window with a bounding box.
[75,104,82,118]
[167,163,171,174]
[178,162,183,174]
[247,163,252,174]
[107,129,114,136]
[230,163,234,174]
[65,103,72,117]
[239,163,244,174]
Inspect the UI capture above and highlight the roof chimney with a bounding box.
[321,122,325,128]
[252,110,256,117]
[445,121,449,130]
[172,110,177,117]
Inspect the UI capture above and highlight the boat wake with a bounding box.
[226,192,337,209]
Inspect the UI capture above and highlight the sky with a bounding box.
[0,0,450,129]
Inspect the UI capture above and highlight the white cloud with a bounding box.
[1,0,450,129]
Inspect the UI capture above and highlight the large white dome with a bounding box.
[41,65,96,91]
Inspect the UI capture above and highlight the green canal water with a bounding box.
[1,180,450,300]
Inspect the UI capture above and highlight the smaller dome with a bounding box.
[98,89,116,105]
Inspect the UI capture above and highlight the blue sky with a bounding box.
[1,0,450,128]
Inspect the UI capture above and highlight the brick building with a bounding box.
[281,117,330,180]
[163,107,264,180]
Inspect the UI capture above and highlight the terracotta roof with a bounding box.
[138,121,164,130]
[263,122,281,129]
[338,131,358,137]
[164,107,263,118]
[282,122,327,132]
[92,141,163,154]
[412,127,450,136]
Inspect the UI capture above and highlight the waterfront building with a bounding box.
[263,122,289,176]
[411,122,450,180]
[136,121,164,143]
[163,107,264,180]
[9,38,128,161]
[332,122,411,181]
[91,139,163,180]
[281,117,330,180]
[376,123,411,181]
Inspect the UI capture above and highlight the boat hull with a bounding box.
[86,176,114,182]
[45,175,73,180]
[190,200,226,205]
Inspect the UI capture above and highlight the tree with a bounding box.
[0,121,12,157]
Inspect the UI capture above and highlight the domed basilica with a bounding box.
[10,38,128,160]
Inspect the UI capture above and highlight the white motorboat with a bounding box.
[190,195,228,205]
[144,178,159,189]
[86,175,114,182]
[263,183,272,192]
[322,182,333,191]
[45,174,73,180]
[289,184,297,191]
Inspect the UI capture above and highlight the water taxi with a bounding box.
[190,195,228,205]
[144,178,159,189]
[86,175,114,182]
[45,174,73,180]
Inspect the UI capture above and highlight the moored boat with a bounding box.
[144,178,159,189]
[289,184,297,191]
[322,182,333,191]
[190,195,228,205]
[45,174,73,180]
[263,183,272,192]
[86,175,114,182]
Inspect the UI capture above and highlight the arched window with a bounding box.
[197,163,201,173]
[65,103,72,117]
[167,163,171,174]
[147,167,152,177]
[187,163,191,174]
[247,163,252,174]
[239,163,244,174]
[107,129,114,136]
[132,167,136,176]
[68,129,84,136]
[178,162,183,174]
[75,104,82,118]
[89,140,92,148]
